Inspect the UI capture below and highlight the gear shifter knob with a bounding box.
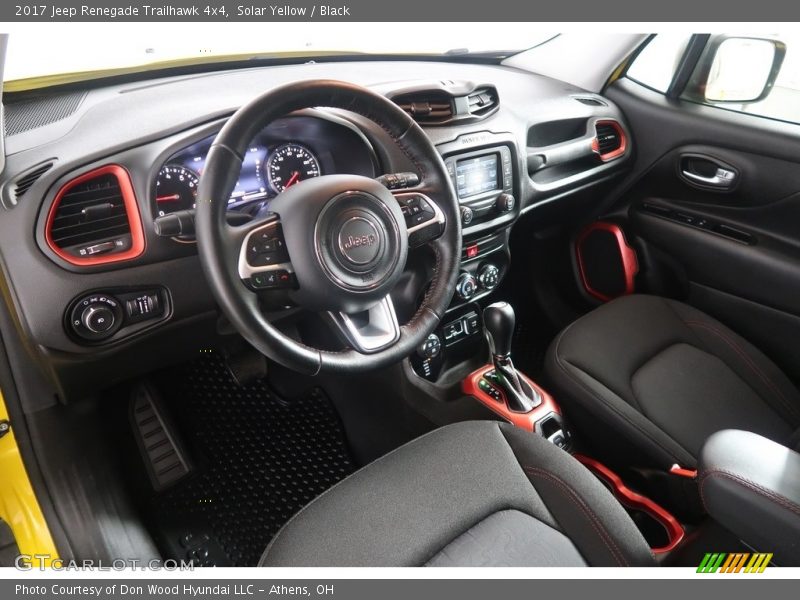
[483,302,515,358]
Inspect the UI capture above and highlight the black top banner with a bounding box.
[4,0,800,21]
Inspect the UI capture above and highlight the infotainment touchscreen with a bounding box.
[455,153,499,199]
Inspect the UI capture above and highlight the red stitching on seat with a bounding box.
[523,466,629,567]
[685,320,800,423]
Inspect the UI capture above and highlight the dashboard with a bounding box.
[0,59,633,402]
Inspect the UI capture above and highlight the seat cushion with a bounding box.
[546,294,800,468]
[260,421,655,567]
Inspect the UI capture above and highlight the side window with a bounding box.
[626,34,692,93]
[627,34,800,126]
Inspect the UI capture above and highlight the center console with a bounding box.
[410,299,686,558]
[409,133,518,383]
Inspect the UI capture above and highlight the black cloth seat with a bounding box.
[546,294,800,469]
[260,421,654,567]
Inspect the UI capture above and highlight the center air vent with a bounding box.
[390,83,499,126]
[393,93,454,124]
[45,165,145,266]
[593,121,627,161]
[467,87,499,117]
[573,95,608,107]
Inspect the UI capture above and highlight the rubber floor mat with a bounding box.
[147,353,355,566]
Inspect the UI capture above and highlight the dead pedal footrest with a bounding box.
[130,384,192,491]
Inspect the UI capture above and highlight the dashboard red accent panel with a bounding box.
[593,119,628,162]
[45,164,146,267]
[575,221,638,303]
[462,364,560,433]
[574,454,685,554]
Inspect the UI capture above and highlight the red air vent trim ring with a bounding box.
[591,119,628,162]
[45,164,145,266]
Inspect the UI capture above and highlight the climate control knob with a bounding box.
[81,304,116,333]
[496,193,515,213]
[477,264,500,291]
[460,206,474,226]
[455,272,478,301]
[417,333,442,359]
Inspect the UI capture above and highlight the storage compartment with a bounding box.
[527,118,588,147]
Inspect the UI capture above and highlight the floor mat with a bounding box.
[144,353,355,567]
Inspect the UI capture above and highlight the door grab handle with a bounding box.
[681,167,737,188]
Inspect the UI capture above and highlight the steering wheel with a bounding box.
[195,80,461,375]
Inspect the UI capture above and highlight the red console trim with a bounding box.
[669,464,698,479]
[45,164,146,267]
[462,365,560,433]
[592,119,628,162]
[575,221,638,303]
[574,454,685,554]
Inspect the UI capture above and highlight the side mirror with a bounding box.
[686,36,786,104]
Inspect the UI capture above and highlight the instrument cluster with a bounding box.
[153,115,376,217]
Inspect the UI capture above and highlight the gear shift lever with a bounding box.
[483,302,541,412]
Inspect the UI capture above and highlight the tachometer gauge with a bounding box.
[266,143,321,193]
[154,165,200,216]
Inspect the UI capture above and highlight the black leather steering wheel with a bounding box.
[195,80,461,375]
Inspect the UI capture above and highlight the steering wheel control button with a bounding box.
[249,270,295,291]
[398,194,436,229]
[247,225,290,267]
[338,217,381,265]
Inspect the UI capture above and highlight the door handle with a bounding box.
[679,153,739,190]
[681,167,737,188]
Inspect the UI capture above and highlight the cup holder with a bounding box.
[574,454,684,554]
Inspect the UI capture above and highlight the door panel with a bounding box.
[604,78,800,379]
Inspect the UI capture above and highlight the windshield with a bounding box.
[3,24,556,90]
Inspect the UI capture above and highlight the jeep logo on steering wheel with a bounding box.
[343,233,377,250]
[338,217,381,265]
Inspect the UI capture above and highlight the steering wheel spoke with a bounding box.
[327,295,401,354]
[393,191,446,248]
[234,215,297,292]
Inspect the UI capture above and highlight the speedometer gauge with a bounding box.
[266,143,321,193]
[154,165,199,216]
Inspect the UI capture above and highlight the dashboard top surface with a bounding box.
[4,60,586,158]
